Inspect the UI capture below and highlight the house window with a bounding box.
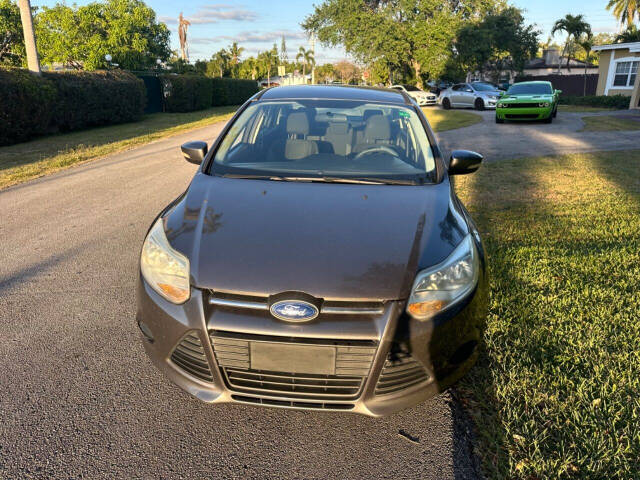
[613,60,638,87]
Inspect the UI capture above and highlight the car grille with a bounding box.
[170,331,214,382]
[231,394,354,411]
[375,350,430,395]
[502,103,540,108]
[505,113,540,119]
[210,331,377,400]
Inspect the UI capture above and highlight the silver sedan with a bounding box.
[438,82,503,110]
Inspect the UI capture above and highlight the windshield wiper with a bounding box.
[220,173,422,186]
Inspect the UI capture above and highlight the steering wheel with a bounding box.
[353,145,399,161]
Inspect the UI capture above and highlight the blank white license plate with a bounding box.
[250,342,336,375]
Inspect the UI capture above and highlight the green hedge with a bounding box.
[160,75,258,112]
[212,77,259,106]
[44,70,146,131]
[0,69,57,146]
[559,94,631,109]
[160,75,214,112]
[0,69,146,146]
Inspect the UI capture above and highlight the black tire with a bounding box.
[543,115,553,124]
[495,116,504,124]
[474,98,485,111]
[442,98,451,110]
[552,106,557,118]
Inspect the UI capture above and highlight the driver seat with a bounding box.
[353,115,393,154]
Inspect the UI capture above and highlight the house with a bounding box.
[467,48,597,84]
[522,48,598,77]
[592,42,640,109]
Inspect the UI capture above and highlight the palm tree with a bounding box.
[551,14,592,74]
[228,42,244,65]
[615,24,640,43]
[296,46,315,83]
[211,49,230,77]
[578,33,594,96]
[606,0,640,29]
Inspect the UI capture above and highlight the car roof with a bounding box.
[257,85,410,105]
[513,80,552,85]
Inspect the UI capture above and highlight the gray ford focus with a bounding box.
[136,85,488,416]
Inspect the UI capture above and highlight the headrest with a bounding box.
[326,122,349,135]
[364,115,390,141]
[363,109,382,122]
[287,112,310,135]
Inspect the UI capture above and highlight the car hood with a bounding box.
[500,94,553,102]
[164,173,466,301]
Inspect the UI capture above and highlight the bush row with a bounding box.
[558,94,631,109]
[160,75,258,112]
[0,69,146,146]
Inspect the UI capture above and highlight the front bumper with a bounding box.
[416,96,438,106]
[136,274,487,417]
[496,105,553,120]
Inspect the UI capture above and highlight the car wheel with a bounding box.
[495,116,504,124]
[552,107,557,118]
[543,115,553,124]
[442,98,451,110]
[474,98,485,111]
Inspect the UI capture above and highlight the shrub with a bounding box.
[0,69,145,146]
[44,70,146,131]
[559,94,631,109]
[211,77,258,106]
[0,69,57,146]
[161,75,213,112]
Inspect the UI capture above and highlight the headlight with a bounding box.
[140,218,190,304]
[406,235,479,320]
[539,102,550,107]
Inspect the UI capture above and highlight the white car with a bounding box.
[390,84,438,106]
[438,82,502,110]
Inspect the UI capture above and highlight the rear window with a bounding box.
[210,99,436,184]
[507,83,553,95]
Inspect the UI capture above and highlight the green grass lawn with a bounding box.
[423,108,483,131]
[581,115,640,132]
[0,106,237,190]
[455,150,640,479]
[558,105,619,113]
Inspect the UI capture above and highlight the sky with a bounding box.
[31,0,622,64]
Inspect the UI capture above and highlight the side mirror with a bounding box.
[449,150,483,175]
[556,89,562,95]
[181,141,208,165]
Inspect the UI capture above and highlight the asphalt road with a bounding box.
[0,123,482,479]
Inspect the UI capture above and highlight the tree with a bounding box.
[303,0,492,89]
[578,33,594,96]
[334,60,358,84]
[36,0,170,70]
[315,62,335,83]
[258,47,277,85]
[615,24,640,43]
[280,34,288,63]
[606,0,639,29]
[455,6,539,82]
[0,0,24,66]
[207,49,230,77]
[551,14,591,73]
[296,46,315,82]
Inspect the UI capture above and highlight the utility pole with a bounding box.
[310,34,316,85]
[18,0,41,74]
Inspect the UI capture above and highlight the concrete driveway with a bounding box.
[436,109,640,161]
[0,123,481,480]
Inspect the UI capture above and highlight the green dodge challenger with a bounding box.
[496,81,561,124]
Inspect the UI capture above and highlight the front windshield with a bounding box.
[403,85,420,91]
[211,100,436,184]
[507,83,552,95]
[471,83,496,92]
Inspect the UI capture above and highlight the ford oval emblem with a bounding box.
[270,300,319,322]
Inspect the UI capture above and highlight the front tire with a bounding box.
[475,98,485,111]
[543,115,553,124]
[552,106,557,118]
[442,98,451,110]
[495,116,504,124]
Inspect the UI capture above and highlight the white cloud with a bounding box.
[160,4,257,25]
